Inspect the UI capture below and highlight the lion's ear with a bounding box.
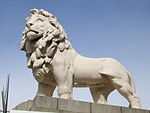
[39,9,56,19]
[30,9,38,15]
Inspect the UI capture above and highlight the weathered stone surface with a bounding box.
[58,110,77,113]
[58,99,90,113]
[31,96,57,112]
[121,107,135,113]
[13,100,33,111]
[30,107,57,112]
[92,103,121,113]
[10,110,54,113]
[13,97,149,113]
[121,107,149,113]
[134,109,150,113]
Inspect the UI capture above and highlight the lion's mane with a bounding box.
[20,9,72,84]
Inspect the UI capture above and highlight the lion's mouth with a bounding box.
[26,29,40,35]
[30,30,39,34]
[26,29,43,41]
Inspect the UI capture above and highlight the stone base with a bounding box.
[13,96,149,113]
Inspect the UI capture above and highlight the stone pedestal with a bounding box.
[12,96,149,113]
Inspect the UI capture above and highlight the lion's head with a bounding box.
[21,9,71,85]
[24,9,58,41]
[21,9,70,51]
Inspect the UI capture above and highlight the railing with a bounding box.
[1,75,10,113]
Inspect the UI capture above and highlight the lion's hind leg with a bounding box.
[90,86,114,104]
[111,77,141,108]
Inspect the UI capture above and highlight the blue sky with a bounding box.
[0,0,150,110]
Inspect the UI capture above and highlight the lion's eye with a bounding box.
[37,18,43,22]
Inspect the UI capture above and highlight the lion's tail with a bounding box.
[126,70,136,93]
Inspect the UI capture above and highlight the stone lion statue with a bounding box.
[20,9,141,108]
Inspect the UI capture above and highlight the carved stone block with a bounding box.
[92,103,121,113]
[31,96,58,112]
[58,98,90,113]
[121,107,149,113]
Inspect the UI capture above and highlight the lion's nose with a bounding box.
[26,22,33,28]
